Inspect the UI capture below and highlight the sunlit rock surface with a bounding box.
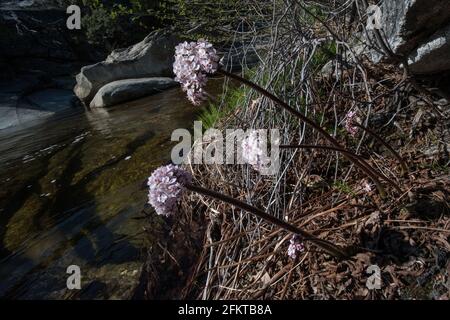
[373,0,450,74]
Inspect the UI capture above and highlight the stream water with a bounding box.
[0,83,220,299]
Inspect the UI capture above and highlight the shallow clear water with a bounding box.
[0,84,215,299]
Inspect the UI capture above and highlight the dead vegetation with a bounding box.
[142,0,449,299]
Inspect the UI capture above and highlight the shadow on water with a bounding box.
[32,129,159,267]
[0,79,225,299]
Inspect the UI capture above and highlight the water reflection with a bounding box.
[0,80,222,299]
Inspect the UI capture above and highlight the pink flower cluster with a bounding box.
[241,131,270,173]
[147,164,192,217]
[344,111,359,136]
[287,235,305,259]
[173,40,219,105]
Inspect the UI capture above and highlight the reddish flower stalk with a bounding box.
[186,183,349,259]
[218,69,398,195]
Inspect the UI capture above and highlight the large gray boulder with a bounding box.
[0,80,76,130]
[407,24,450,74]
[74,31,179,105]
[89,77,177,108]
[373,0,450,74]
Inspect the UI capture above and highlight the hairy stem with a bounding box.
[186,183,349,259]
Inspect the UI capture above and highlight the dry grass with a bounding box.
[143,0,450,300]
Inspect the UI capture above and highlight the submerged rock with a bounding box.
[0,78,223,299]
[90,78,177,108]
[74,31,180,105]
[0,78,76,130]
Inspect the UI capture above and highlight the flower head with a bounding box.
[241,131,271,173]
[344,110,359,136]
[173,40,219,105]
[147,164,192,217]
[287,235,305,259]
